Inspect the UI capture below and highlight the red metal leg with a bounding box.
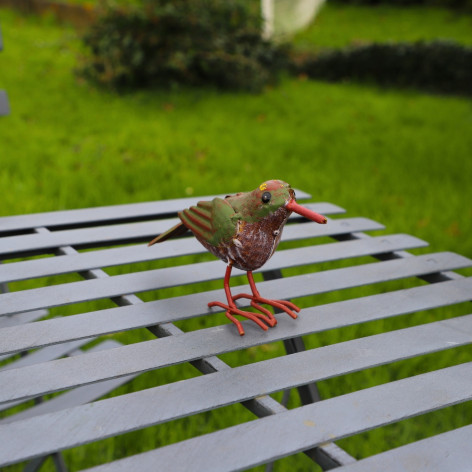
[233,271,300,320]
[208,265,276,335]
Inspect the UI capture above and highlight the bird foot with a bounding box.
[208,294,299,336]
[210,267,300,336]
[208,299,277,336]
[234,293,300,320]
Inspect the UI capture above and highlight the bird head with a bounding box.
[230,180,327,224]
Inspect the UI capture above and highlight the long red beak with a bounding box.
[286,199,327,224]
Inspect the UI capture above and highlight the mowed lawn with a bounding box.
[0,3,471,471]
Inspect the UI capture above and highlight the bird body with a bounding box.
[149,180,327,335]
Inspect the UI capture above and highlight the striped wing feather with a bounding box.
[179,201,213,242]
[147,221,189,245]
[149,198,237,247]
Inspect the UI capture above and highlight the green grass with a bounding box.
[0,4,471,472]
[294,2,472,49]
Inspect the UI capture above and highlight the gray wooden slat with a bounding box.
[0,209,356,259]
[2,274,471,358]
[0,340,136,425]
[0,258,470,405]
[0,189,318,233]
[0,310,49,362]
[0,90,9,116]
[0,232,428,353]
[0,338,90,373]
[0,249,468,319]
[0,309,47,329]
[0,240,198,284]
[0,219,176,257]
[0,232,423,313]
[0,219,380,315]
[335,425,472,472]
[80,362,472,472]
[1,314,470,465]
[0,220,397,285]
[0,338,93,412]
[0,261,471,359]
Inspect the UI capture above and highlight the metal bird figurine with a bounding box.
[148,180,327,335]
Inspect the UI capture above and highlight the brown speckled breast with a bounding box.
[196,206,291,271]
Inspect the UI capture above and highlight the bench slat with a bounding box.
[0,227,417,285]
[0,189,318,233]
[0,90,9,116]
[0,340,136,425]
[0,254,472,354]
[1,275,471,357]
[0,309,47,329]
[335,425,472,472]
[0,250,468,318]
[0,212,369,258]
[80,362,472,472]
[0,339,90,373]
[0,254,469,404]
[0,315,470,465]
[0,338,92,412]
[0,217,387,283]
[0,231,425,317]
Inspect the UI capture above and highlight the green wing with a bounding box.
[148,221,189,246]
[179,197,238,246]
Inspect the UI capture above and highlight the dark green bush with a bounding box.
[80,0,289,92]
[295,40,472,97]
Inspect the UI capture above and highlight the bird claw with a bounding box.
[208,300,275,336]
[208,294,299,336]
[234,293,300,320]
[210,267,299,336]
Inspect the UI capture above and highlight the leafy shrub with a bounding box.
[80,0,289,92]
[294,40,472,97]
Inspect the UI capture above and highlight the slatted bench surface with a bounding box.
[1,24,11,117]
[0,189,471,472]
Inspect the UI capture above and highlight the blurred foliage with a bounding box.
[80,0,290,92]
[294,40,472,97]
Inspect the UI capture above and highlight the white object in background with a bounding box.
[262,0,326,39]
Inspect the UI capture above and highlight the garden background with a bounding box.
[0,1,471,470]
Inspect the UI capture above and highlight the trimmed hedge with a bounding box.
[80,0,289,92]
[295,40,472,97]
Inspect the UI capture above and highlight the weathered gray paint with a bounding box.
[0,194,470,471]
[80,363,472,472]
[335,425,472,472]
[0,189,317,233]
[0,232,423,285]
[0,214,370,259]
[0,251,470,404]
[1,316,470,465]
[0,90,9,116]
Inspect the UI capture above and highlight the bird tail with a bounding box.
[148,221,189,246]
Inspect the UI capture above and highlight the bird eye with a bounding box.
[261,192,271,204]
